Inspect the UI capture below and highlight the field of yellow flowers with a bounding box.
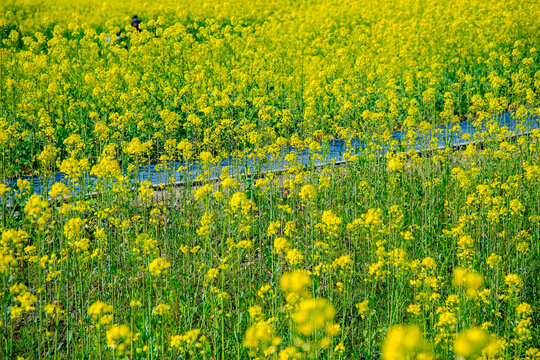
[1,0,540,359]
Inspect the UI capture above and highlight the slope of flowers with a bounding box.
[0,0,539,178]
[1,120,540,359]
[1,0,540,359]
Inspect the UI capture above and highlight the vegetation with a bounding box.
[0,0,539,359]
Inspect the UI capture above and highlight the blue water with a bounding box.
[2,110,538,199]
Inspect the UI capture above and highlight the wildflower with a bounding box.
[258,285,273,299]
[148,257,171,276]
[49,182,69,199]
[239,305,261,326]
[335,342,345,354]
[106,324,133,352]
[504,273,522,295]
[152,304,171,316]
[88,300,113,325]
[44,304,56,315]
[17,179,32,194]
[278,347,301,359]
[407,304,421,316]
[206,268,219,280]
[363,208,383,229]
[222,177,239,189]
[454,328,498,359]
[486,253,502,269]
[59,157,90,180]
[285,248,303,266]
[267,221,281,237]
[170,329,205,353]
[0,184,11,196]
[333,255,354,271]
[387,153,405,172]
[244,320,281,356]
[194,184,213,200]
[37,144,59,172]
[273,237,289,255]
[138,181,154,202]
[457,235,475,265]
[515,302,533,342]
[229,191,256,214]
[280,271,311,299]
[197,212,213,237]
[134,233,158,256]
[299,184,316,203]
[318,210,342,236]
[90,155,123,181]
[453,267,484,297]
[293,298,336,336]
[199,151,214,165]
[382,325,432,360]
[0,252,17,274]
[356,300,370,319]
[24,194,50,224]
[15,291,37,312]
[64,217,84,240]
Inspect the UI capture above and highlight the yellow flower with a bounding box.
[206,268,219,280]
[171,329,204,352]
[280,271,311,299]
[15,291,37,312]
[49,182,69,199]
[244,319,281,356]
[24,194,50,223]
[453,267,484,297]
[454,328,498,359]
[248,305,264,322]
[333,255,353,271]
[387,152,405,172]
[406,304,421,316]
[278,346,301,360]
[244,321,272,348]
[197,212,213,237]
[64,217,84,240]
[504,273,522,295]
[299,184,316,203]
[138,181,154,202]
[267,221,281,237]
[486,253,502,269]
[0,184,10,196]
[194,184,213,200]
[334,342,345,354]
[292,298,336,337]
[382,325,432,360]
[148,257,171,276]
[152,303,171,316]
[106,324,133,352]
[229,191,256,214]
[90,155,123,181]
[88,300,113,325]
[356,300,370,318]
[516,302,532,317]
[285,248,303,266]
[0,253,17,274]
[273,237,289,255]
[222,177,239,189]
[44,303,57,315]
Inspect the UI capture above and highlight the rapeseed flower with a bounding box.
[148,257,171,275]
[382,325,432,360]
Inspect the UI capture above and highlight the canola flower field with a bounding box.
[1,0,540,359]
